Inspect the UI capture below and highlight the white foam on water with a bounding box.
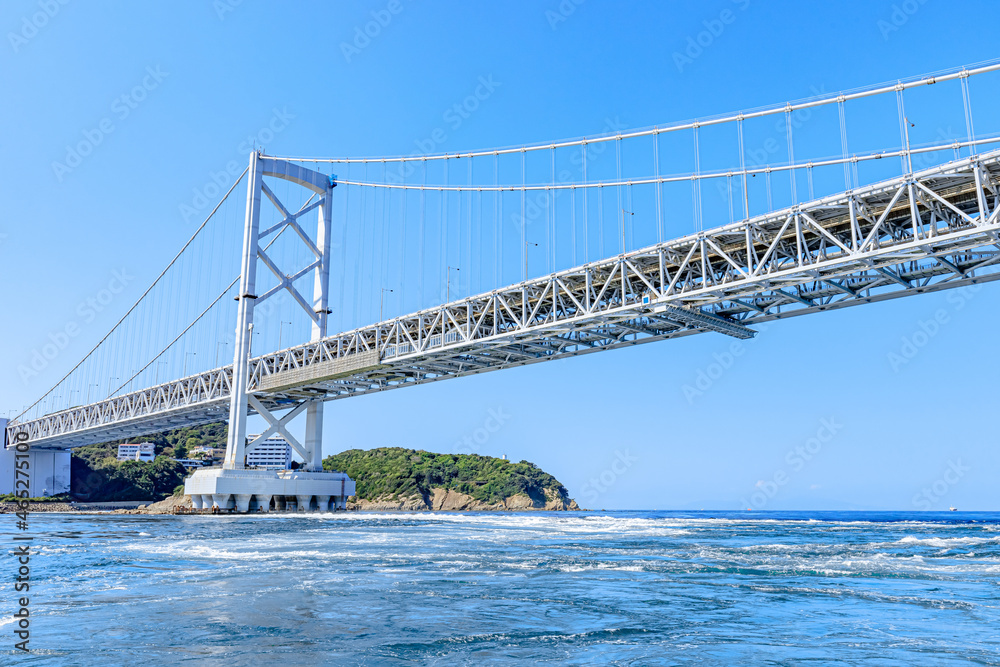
[679,542,1000,578]
[289,511,707,540]
[96,512,1000,586]
[121,542,335,561]
[896,535,999,548]
[553,563,646,573]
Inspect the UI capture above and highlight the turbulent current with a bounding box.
[6,511,999,665]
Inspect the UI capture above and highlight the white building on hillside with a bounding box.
[246,434,292,470]
[117,442,155,462]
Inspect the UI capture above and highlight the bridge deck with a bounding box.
[12,151,1000,449]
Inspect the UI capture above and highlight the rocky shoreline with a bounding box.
[348,487,580,511]
[1,502,79,513]
[2,488,581,515]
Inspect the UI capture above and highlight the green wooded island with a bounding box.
[54,423,579,510]
[324,447,579,511]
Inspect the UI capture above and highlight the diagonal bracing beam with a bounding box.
[247,394,310,461]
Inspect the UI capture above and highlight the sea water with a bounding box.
[4,511,999,665]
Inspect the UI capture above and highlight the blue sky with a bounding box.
[2,0,998,510]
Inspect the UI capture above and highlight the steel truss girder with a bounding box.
[13,150,1000,449]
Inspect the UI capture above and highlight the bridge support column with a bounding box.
[224,151,264,471]
[234,494,252,513]
[296,494,312,512]
[316,495,331,512]
[304,402,324,471]
[256,495,272,513]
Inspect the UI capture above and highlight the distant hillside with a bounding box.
[98,422,228,459]
[323,448,579,511]
[71,447,186,501]
[70,422,227,501]
[70,428,579,509]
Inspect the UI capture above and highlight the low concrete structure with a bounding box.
[171,458,208,469]
[184,467,355,513]
[0,418,70,496]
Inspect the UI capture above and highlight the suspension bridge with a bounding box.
[6,61,1000,510]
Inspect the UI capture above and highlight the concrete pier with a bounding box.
[184,468,355,514]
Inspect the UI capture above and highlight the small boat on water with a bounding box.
[949,506,958,511]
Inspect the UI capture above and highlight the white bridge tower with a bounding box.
[184,152,355,512]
